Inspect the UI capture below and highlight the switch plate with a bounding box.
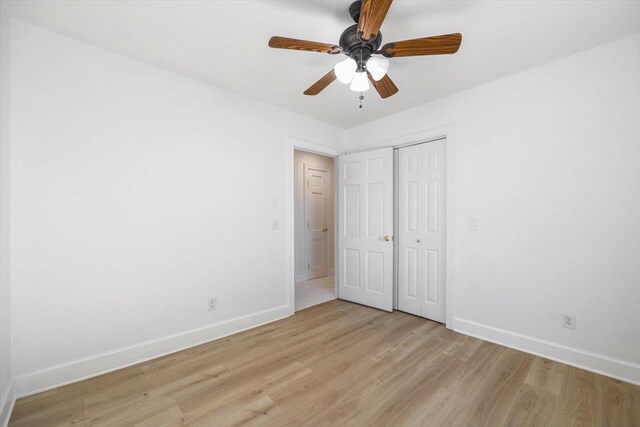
[469,217,480,231]
[272,219,279,230]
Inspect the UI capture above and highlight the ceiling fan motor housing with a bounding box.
[349,0,362,22]
[339,24,382,71]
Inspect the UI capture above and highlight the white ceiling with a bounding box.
[6,1,640,128]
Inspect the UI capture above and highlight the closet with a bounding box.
[336,140,447,322]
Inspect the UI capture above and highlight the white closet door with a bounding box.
[398,140,446,322]
[338,147,394,312]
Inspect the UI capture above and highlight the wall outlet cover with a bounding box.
[563,314,576,329]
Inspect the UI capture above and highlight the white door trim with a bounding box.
[286,138,340,316]
[345,124,456,329]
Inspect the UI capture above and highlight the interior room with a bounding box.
[0,0,639,425]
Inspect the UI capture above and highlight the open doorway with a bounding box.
[294,149,337,311]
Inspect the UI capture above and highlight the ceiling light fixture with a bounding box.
[335,57,357,83]
[366,56,389,81]
[350,71,369,92]
[268,0,463,101]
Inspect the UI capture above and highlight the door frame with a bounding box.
[344,124,456,329]
[286,138,340,316]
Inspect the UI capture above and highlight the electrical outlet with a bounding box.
[208,297,217,312]
[563,314,575,329]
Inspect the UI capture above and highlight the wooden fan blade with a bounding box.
[268,36,341,54]
[368,73,398,99]
[357,0,393,41]
[381,33,462,57]
[304,70,337,96]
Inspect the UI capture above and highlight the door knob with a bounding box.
[321,227,328,232]
[383,234,392,242]
[416,239,421,243]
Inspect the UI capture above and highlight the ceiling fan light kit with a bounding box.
[335,58,358,84]
[366,56,389,81]
[268,0,462,105]
[350,71,370,92]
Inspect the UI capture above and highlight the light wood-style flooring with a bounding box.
[10,300,640,426]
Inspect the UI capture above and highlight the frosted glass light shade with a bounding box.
[334,58,357,84]
[350,71,370,92]
[366,56,389,81]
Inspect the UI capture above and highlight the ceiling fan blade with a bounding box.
[357,0,393,41]
[368,73,398,98]
[268,36,341,54]
[304,70,337,96]
[381,33,462,57]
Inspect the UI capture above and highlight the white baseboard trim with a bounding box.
[453,317,640,386]
[295,274,307,283]
[14,304,291,398]
[0,382,15,427]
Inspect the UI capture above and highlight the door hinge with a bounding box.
[307,264,310,270]
[307,180,310,187]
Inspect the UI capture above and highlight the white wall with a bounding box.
[0,3,14,424]
[345,34,640,384]
[10,20,342,396]
[294,150,334,282]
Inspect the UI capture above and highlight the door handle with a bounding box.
[383,234,392,242]
[321,227,328,232]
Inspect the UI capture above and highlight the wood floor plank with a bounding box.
[504,384,558,427]
[525,357,568,395]
[9,300,640,427]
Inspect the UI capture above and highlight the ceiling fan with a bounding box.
[268,0,462,103]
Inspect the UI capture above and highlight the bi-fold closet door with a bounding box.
[336,142,446,322]
[397,140,446,322]
[337,147,394,312]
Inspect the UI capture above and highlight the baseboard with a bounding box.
[453,317,640,386]
[14,304,291,398]
[295,274,307,283]
[0,382,15,427]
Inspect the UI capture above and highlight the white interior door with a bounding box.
[338,147,394,311]
[398,140,446,322]
[305,165,328,280]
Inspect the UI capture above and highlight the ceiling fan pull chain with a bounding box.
[359,92,364,108]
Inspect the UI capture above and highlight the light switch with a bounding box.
[272,219,279,231]
[469,217,480,231]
